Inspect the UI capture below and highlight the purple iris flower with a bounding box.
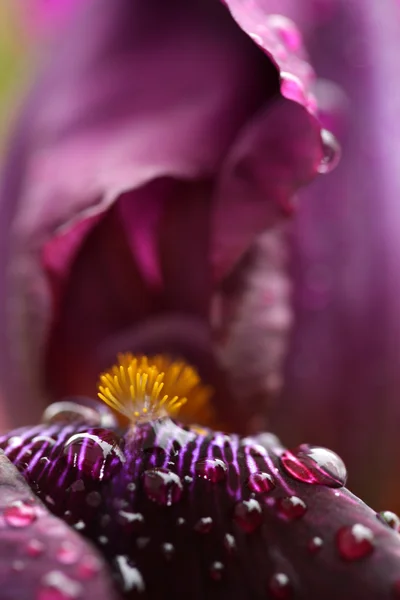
[1,0,400,597]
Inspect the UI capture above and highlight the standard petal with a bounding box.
[0,0,280,423]
[0,450,117,600]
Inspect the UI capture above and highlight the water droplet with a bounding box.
[308,536,323,554]
[42,398,116,428]
[267,14,302,51]
[277,496,307,520]
[31,436,56,451]
[318,129,341,174]
[378,510,400,532]
[247,472,276,494]
[143,468,183,506]
[76,555,102,581]
[268,573,292,599]
[177,517,186,526]
[56,542,80,565]
[224,533,236,554]
[63,429,125,481]
[26,539,45,557]
[117,510,145,531]
[38,571,82,600]
[194,517,213,534]
[4,502,37,528]
[114,555,145,593]
[234,499,263,533]
[280,73,307,105]
[98,536,108,546]
[195,458,227,483]
[210,561,224,581]
[280,444,347,488]
[161,543,174,560]
[336,524,375,561]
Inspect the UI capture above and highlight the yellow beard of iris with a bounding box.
[97,353,214,426]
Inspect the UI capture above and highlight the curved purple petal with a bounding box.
[0,0,324,428]
[1,411,400,598]
[0,450,117,599]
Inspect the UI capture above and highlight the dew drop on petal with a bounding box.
[161,543,175,560]
[114,555,145,594]
[280,73,307,105]
[194,458,227,483]
[26,539,45,557]
[308,536,324,554]
[56,542,80,565]
[267,14,302,51]
[224,533,236,554]
[336,524,375,561]
[277,496,307,520]
[247,472,276,494]
[116,510,145,532]
[210,561,224,581]
[38,571,83,600]
[143,468,183,506]
[42,399,116,428]
[194,517,213,534]
[63,429,125,481]
[378,510,400,532]
[234,499,263,533]
[318,129,341,174]
[268,573,292,599]
[4,502,37,528]
[280,444,347,488]
[76,556,102,581]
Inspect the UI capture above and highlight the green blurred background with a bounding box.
[0,1,31,151]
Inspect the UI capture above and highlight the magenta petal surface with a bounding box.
[0,450,117,600]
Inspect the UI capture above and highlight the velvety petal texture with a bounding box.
[0,449,117,600]
[1,403,400,599]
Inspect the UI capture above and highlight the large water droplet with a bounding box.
[336,524,374,561]
[318,129,341,174]
[63,429,125,481]
[210,561,224,581]
[42,398,116,428]
[38,571,82,600]
[247,472,276,494]
[378,510,400,532]
[268,573,292,599]
[195,458,227,483]
[143,468,183,506]
[234,499,263,533]
[194,517,213,534]
[277,496,307,520]
[4,501,37,528]
[280,444,347,488]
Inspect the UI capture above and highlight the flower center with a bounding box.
[97,353,214,425]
